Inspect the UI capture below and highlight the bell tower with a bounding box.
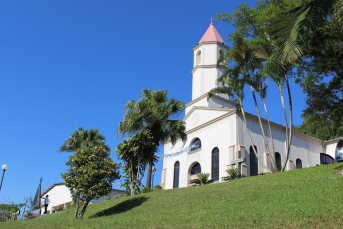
[191,23,229,100]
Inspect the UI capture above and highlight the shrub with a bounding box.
[153,185,162,190]
[222,168,240,181]
[140,187,152,193]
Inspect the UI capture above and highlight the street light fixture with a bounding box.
[151,166,156,188]
[0,164,8,193]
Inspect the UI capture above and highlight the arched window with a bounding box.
[196,50,201,64]
[296,159,302,169]
[250,145,258,176]
[320,153,334,165]
[212,147,219,181]
[173,161,180,189]
[190,162,201,175]
[275,152,282,171]
[190,138,201,151]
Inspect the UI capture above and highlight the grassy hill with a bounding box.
[5,163,343,228]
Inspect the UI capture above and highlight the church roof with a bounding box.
[198,23,225,44]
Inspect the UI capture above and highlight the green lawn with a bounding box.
[5,163,343,228]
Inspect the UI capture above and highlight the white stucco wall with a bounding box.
[41,184,72,213]
[239,113,324,173]
[162,114,236,189]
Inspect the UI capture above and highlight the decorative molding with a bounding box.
[324,137,343,144]
[185,93,236,108]
[188,148,201,155]
[191,64,227,74]
[192,113,199,125]
[184,105,234,121]
[192,41,229,51]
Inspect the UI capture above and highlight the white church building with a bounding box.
[160,23,342,189]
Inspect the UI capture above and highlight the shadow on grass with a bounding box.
[334,163,343,174]
[334,163,343,170]
[89,196,149,218]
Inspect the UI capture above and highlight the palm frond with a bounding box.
[270,0,335,63]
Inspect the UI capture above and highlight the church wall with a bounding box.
[192,44,218,66]
[192,69,204,100]
[162,115,236,189]
[325,141,339,158]
[208,97,235,109]
[185,96,208,115]
[192,68,217,99]
[185,109,228,131]
[239,114,324,173]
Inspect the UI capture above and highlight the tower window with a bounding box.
[196,50,201,64]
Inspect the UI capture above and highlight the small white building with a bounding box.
[161,23,342,189]
[36,183,123,214]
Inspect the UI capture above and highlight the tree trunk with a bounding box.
[77,200,90,219]
[250,87,276,169]
[129,162,134,196]
[74,200,79,219]
[282,74,293,171]
[262,99,276,170]
[146,163,152,188]
[279,86,289,172]
[239,99,272,173]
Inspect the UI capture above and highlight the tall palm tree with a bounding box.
[270,0,343,63]
[59,127,110,153]
[217,37,276,172]
[208,67,272,173]
[247,73,277,170]
[117,89,187,188]
[262,56,294,171]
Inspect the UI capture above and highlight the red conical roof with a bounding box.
[198,23,225,44]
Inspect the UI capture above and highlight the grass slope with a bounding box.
[5,163,343,228]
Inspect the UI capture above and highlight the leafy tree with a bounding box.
[59,127,110,153]
[265,0,343,139]
[115,129,158,195]
[226,0,343,140]
[190,173,214,186]
[117,89,187,188]
[62,146,120,219]
[269,0,343,63]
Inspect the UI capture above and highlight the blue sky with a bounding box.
[0,0,306,204]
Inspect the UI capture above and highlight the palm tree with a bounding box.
[190,173,214,186]
[262,55,294,171]
[208,67,272,173]
[251,74,276,164]
[117,89,187,188]
[269,0,343,63]
[213,37,275,172]
[59,127,110,153]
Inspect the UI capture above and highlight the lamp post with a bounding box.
[0,164,8,193]
[151,166,156,188]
